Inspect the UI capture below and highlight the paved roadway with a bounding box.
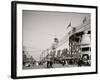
[23,63,78,70]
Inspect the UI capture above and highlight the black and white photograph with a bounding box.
[22,10,91,69]
[11,1,97,79]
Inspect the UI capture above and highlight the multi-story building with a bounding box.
[68,17,91,63]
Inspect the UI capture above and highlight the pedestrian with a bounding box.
[47,54,51,68]
[62,60,66,66]
[78,58,82,66]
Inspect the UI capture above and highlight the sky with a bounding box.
[22,10,90,60]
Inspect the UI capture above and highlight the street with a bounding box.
[23,63,78,69]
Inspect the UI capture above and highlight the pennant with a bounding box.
[83,17,87,23]
[67,22,71,28]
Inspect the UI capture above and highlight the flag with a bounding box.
[83,17,87,23]
[67,22,71,28]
